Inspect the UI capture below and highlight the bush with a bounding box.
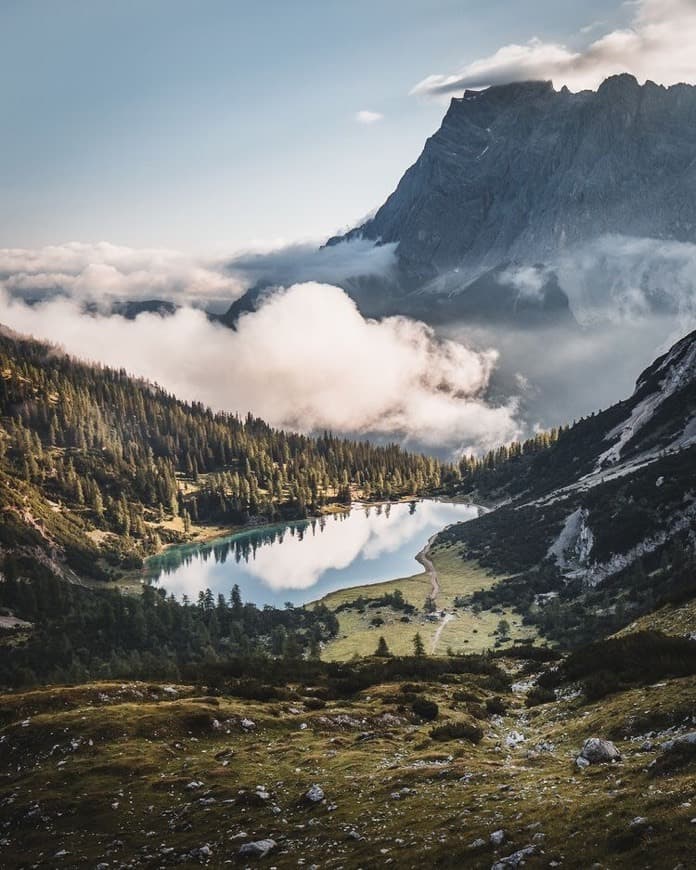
[485,696,507,715]
[430,720,483,743]
[411,697,439,721]
[525,685,556,707]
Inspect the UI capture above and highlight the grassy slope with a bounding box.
[1,659,696,869]
[318,544,535,660]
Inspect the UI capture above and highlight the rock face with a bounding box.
[578,737,622,764]
[328,75,696,322]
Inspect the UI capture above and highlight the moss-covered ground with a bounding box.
[2,651,696,868]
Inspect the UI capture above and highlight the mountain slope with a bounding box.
[328,74,696,321]
[440,328,696,646]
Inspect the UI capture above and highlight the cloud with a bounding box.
[411,0,696,97]
[556,234,696,328]
[0,238,398,311]
[497,265,552,302]
[0,241,244,308]
[355,110,384,124]
[0,281,520,454]
[226,237,398,288]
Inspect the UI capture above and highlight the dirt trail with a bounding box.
[430,612,454,653]
[415,533,440,601]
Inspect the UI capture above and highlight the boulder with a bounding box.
[660,731,696,752]
[238,839,277,859]
[578,738,621,764]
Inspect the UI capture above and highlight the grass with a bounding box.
[615,598,696,639]
[2,661,696,868]
[318,544,536,660]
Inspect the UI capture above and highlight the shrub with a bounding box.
[411,697,439,721]
[430,720,483,743]
[525,685,556,707]
[485,696,507,715]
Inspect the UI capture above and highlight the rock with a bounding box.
[324,76,696,328]
[575,756,590,769]
[469,838,487,849]
[492,844,537,869]
[630,816,649,831]
[240,718,256,731]
[578,738,621,764]
[162,686,178,697]
[660,731,696,752]
[490,829,505,846]
[304,784,325,803]
[346,830,362,841]
[238,839,277,859]
[185,780,204,790]
[505,731,525,749]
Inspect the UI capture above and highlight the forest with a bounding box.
[0,330,457,582]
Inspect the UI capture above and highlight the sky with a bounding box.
[0,0,625,253]
[2,0,695,456]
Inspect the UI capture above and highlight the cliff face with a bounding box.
[329,75,696,320]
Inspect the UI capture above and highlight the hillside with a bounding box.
[2,631,696,868]
[437,328,696,647]
[0,328,452,587]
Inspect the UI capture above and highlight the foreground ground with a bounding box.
[1,639,696,869]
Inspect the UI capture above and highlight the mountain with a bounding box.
[440,327,696,646]
[325,74,696,322]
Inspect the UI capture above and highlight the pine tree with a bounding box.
[375,636,391,657]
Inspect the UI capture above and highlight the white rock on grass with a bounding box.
[238,839,277,859]
[577,737,621,764]
[305,784,325,803]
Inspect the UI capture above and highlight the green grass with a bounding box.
[317,544,536,660]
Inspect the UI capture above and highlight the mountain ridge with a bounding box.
[323,73,696,322]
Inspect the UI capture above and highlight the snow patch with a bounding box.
[547,508,594,575]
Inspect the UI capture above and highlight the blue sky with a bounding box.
[0,0,636,252]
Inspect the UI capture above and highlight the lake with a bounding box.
[144,499,479,607]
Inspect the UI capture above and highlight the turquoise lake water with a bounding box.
[144,499,479,607]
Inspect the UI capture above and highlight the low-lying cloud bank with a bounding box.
[225,237,397,289]
[0,282,520,454]
[412,0,696,96]
[0,241,244,308]
[0,236,398,311]
[556,235,696,329]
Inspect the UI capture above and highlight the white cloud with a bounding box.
[556,234,696,329]
[0,281,520,454]
[226,237,397,288]
[0,241,243,307]
[411,0,696,97]
[0,238,398,311]
[355,110,384,124]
